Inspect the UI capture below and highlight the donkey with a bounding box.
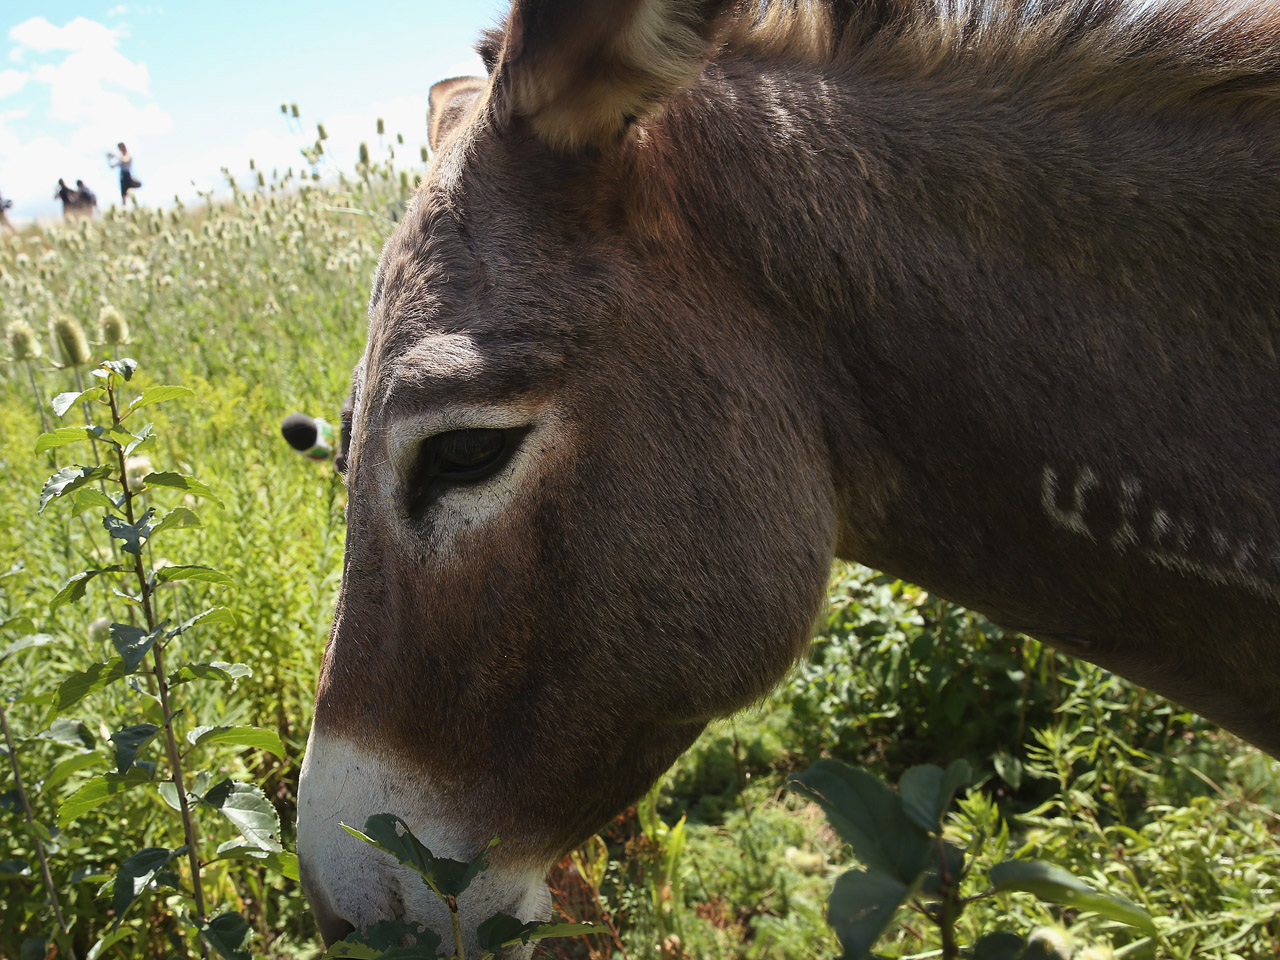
[297,0,1280,952]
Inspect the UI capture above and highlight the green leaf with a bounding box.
[112,846,184,929]
[142,471,224,508]
[322,921,442,959]
[0,615,36,634]
[993,751,1023,791]
[34,426,98,454]
[826,869,911,960]
[188,725,285,759]
[58,769,153,828]
[214,840,300,881]
[0,633,54,665]
[100,358,138,381]
[150,506,203,535]
[49,567,126,612]
[110,622,165,673]
[167,606,236,639]
[40,465,111,513]
[38,718,96,750]
[40,752,104,797]
[203,779,282,852]
[154,564,236,588]
[201,912,253,960]
[0,859,32,879]
[52,387,104,418]
[121,422,155,457]
[103,509,155,556]
[46,659,128,722]
[127,385,195,413]
[898,760,972,834]
[989,861,1156,934]
[788,759,932,883]
[168,661,252,686]
[475,913,598,952]
[109,724,161,775]
[920,840,966,898]
[86,927,136,960]
[344,814,498,900]
[70,487,119,513]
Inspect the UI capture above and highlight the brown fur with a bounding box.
[304,0,1280,940]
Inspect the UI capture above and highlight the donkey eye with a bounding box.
[420,428,525,483]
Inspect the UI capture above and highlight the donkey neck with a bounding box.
[652,59,1280,751]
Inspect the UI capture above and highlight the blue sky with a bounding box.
[2,1,508,221]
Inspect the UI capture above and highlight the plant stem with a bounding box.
[24,359,50,434]
[0,700,76,959]
[106,377,209,950]
[447,897,466,960]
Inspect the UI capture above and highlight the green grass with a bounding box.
[1,151,1277,960]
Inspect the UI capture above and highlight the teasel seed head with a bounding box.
[420,145,429,163]
[7,319,42,360]
[88,616,111,645]
[124,455,153,493]
[290,103,299,117]
[376,117,385,135]
[98,305,128,345]
[316,122,328,140]
[53,314,91,366]
[396,132,404,144]
[280,103,287,115]
[358,142,370,166]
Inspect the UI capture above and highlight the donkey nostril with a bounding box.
[318,915,355,946]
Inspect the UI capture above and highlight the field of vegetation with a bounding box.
[1,133,1278,960]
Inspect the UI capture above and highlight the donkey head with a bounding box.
[297,1,854,952]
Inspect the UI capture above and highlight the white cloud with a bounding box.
[1,16,170,221]
[10,16,120,54]
[0,69,26,97]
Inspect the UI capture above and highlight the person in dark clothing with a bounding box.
[75,180,97,210]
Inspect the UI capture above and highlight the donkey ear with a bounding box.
[428,76,489,153]
[496,0,735,151]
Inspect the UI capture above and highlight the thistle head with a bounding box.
[124,455,153,493]
[98,305,128,345]
[52,314,91,366]
[7,319,42,360]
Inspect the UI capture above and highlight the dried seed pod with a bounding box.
[376,117,385,135]
[358,142,370,166]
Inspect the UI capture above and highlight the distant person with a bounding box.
[0,191,12,232]
[107,142,141,202]
[55,178,80,218]
[75,179,97,212]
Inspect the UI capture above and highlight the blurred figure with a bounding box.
[75,179,97,213]
[54,179,93,219]
[0,191,12,232]
[107,142,142,203]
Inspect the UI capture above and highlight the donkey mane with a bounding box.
[721,0,1280,118]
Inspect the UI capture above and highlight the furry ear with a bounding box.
[428,76,489,153]
[494,0,735,151]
